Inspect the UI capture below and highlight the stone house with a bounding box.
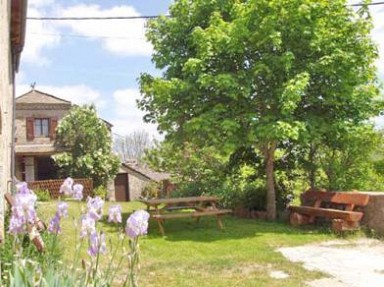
[14,88,114,182]
[15,89,71,181]
[14,89,172,202]
[0,0,28,239]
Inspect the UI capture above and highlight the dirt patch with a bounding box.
[278,238,384,287]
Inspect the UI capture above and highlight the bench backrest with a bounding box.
[301,190,370,211]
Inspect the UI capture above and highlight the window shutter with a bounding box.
[50,117,58,140]
[26,117,34,141]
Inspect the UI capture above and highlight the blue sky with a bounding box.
[16,0,384,139]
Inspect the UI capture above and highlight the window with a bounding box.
[34,118,49,137]
[26,117,58,141]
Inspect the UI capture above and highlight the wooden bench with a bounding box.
[288,190,370,232]
[5,193,46,252]
[152,209,232,236]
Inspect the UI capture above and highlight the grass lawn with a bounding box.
[37,200,349,287]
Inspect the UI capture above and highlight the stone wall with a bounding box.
[128,172,151,200]
[360,192,384,236]
[0,0,13,240]
[15,108,69,144]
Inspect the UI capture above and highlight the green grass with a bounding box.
[37,201,345,287]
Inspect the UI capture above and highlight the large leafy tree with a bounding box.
[139,0,381,219]
[53,105,120,188]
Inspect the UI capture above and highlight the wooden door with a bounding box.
[114,173,129,201]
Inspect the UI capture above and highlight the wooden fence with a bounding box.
[27,178,93,199]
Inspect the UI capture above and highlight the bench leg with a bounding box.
[332,219,359,232]
[156,219,166,236]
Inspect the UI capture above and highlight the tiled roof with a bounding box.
[121,162,171,182]
[16,89,72,105]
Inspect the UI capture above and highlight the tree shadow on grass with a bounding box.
[138,214,333,242]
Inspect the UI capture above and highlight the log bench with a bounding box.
[151,209,233,236]
[288,190,370,232]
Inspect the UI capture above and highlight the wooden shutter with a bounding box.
[26,117,34,141]
[49,117,58,140]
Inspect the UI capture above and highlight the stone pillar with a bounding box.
[360,192,384,236]
[24,157,35,182]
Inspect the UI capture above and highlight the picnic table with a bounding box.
[140,196,232,236]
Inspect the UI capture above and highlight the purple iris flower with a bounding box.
[48,214,61,234]
[125,210,150,239]
[8,215,25,234]
[72,184,84,201]
[57,201,68,218]
[13,190,37,223]
[8,182,37,234]
[87,196,104,221]
[108,205,122,223]
[80,214,96,238]
[16,182,32,194]
[60,177,74,195]
[88,231,107,257]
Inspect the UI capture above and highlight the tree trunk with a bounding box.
[309,143,317,189]
[263,142,277,220]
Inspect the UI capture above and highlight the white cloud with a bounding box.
[16,83,106,111]
[57,5,152,57]
[110,89,161,139]
[28,0,54,8]
[22,7,61,65]
[371,7,384,75]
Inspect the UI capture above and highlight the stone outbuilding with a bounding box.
[113,161,171,201]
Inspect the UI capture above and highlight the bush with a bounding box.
[93,185,108,199]
[142,182,160,199]
[34,188,51,202]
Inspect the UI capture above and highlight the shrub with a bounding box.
[93,185,108,200]
[141,182,160,199]
[34,188,51,202]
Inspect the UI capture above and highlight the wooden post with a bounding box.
[157,219,165,236]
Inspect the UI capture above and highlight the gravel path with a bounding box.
[278,239,384,287]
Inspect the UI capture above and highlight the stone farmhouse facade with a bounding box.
[14,89,115,183]
[14,89,170,202]
[14,89,72,181]
[0,0,28,240]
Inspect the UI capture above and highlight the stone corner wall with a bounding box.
[359,192,384,236]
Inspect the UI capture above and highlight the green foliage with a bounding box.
[139,0,382,219]
[1,222,62,286]
[144,141,227,198]
[93,185,108,200]
[53,105,120,187]
[34,188,51,202]
[315,124,384,191]
[141,182,160,199]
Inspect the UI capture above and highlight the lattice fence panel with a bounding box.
[27,178,93,199]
